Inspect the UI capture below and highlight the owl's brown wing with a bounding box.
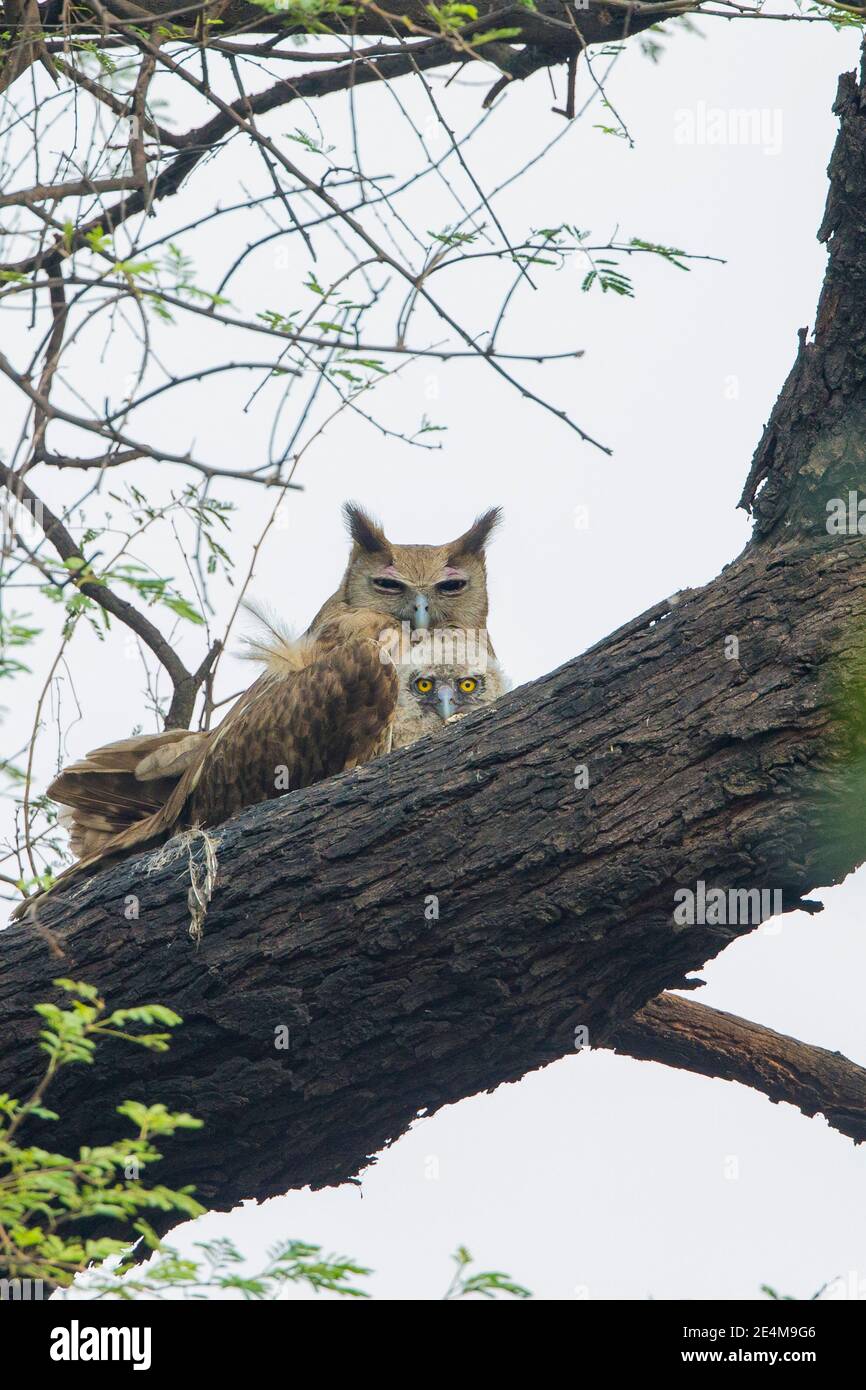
[12,624,398,918]
[103,630,398,850]
[180,629,398,827]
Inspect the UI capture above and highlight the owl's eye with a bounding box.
[415,677,434,694]
[436,579,467,594]
[372,577,405,593]
[458,678,477,693]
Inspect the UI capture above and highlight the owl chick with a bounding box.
[308,503,501,643]
[390,631,508,749]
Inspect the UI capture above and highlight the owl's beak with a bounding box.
[412,592,431,629]
[436,684,456,721]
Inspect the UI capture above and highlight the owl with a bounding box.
[16,610,506,916]
[308,503,501,643]
[390,630,507,749]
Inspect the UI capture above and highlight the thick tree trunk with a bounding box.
[3,58,866,1254]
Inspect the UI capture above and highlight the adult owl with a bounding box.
[309,502,501,643]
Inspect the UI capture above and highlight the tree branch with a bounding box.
[0,462,219,727]
[610,994,866,1144]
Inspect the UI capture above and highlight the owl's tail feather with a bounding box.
[47,728,207,859]
[11,778,200,922]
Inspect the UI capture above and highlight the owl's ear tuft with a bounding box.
[343,501,390,555]
[448,506,503,559]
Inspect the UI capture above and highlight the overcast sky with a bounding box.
[4,14,866,1300]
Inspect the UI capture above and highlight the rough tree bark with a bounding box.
[2,55,866,1256]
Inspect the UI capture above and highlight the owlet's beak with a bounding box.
[436,684,456,721]
[412,592,431,629]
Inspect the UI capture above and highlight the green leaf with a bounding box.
[161,595,205,625]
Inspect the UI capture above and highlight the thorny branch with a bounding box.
[0,459,221,727]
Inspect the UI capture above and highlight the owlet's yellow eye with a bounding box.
[458,678,477,693]
[415,677,434,694]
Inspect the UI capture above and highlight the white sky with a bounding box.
[4,15,866,1300]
